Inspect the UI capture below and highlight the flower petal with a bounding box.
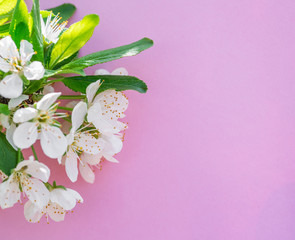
[20,40,35,63]
[67,188,83,203]
[16,160,50,182]
[24,61,45,80]
[81,152,102,165]
[0,179,20,209]
[0,36,19,59]
[0,58,11,73]
[72,101,87,132]
[65,148,79,182]
[79,160,95,183]
[101,133,123,155]
[0,74,23,99]
[47,202,66,222]
[6,123,17,150]
[24,201,43,223]
[76,132,104,155]
[8,94,29,109]
[13,107,38,123]
[111,67,128,75]
[50,188,77,210]
[40,125,67,159]
[86,80,101,103]
[87,102,102,123]
[23,178,49,209]
[37,92,61,110]
[13,122,38,149]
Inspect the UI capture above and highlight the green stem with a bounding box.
[17,149,22,164]
[58,106,73,111]
[58,95,86,100]
[31,145,38,161]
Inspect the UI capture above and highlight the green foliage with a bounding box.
[30,0,44,62]
[0,132,20,176]
[61,38,154,70]
[9,0,30,47]
[0,103,10,115]
[0,0,17,25]
[49,14,99,68]
[62,75,148,94]
[46,3,76,21]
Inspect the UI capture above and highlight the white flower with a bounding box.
[79,133,123,183]
[0,95,29,149]
[86,80,129,134]
[12,92,67,159]
[0,157,50,209]
[0,36,45,98]
[24,187,83,223]
[41,12,67,44]
[60,101,104,182]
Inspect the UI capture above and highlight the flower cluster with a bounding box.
[0,0,152,223]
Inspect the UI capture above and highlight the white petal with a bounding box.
[65,148,79,182]
[66,188,83,203]
[0,58,11,73]
[0,36,19,59]
[103,153,119,163]
[6,123,17,150]
[111,67,128,75]
[86,80,101,103]
[37,92,61,110]
[50,188,77,210]
[76,132,104,155]
[87,102,102,123]
[0,179,20,209]
[16,160,50,182]
[8,94,29,109]
[81,152,102,165]
[40,125,67,159]
[79,160,95,183]
[47,202,66,222]
[24,201,43,223]
[101,133,123,155]
[24,61,45,80]
[20,40,35,63]
[72,101,87,132]
[13,122,38,149]
[0,74,23,99]
[94,69,110,75]
[13,107,38,123]
[23,178,49,209]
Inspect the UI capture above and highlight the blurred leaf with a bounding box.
[0,103,10,115]
[62,75,148,94]
[30,0,43,62]
[0,132,19,176]
[46,3,76,21]
[9,0,30,47]
[61,38,154,70]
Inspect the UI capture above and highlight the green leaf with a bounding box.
[61,38,154,71]
[9,0,30,47]
[62,75,148,94]
[30,0,43,62]
[0,132,19,176]
[52,51,79,70]
[0,0,17,25]
[0,22,9,36]
[46,3,76,21]
[49,14,99,68]
[23,79,44,94]
[0,103,9,115]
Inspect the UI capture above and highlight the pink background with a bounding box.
[1,0,295,239]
